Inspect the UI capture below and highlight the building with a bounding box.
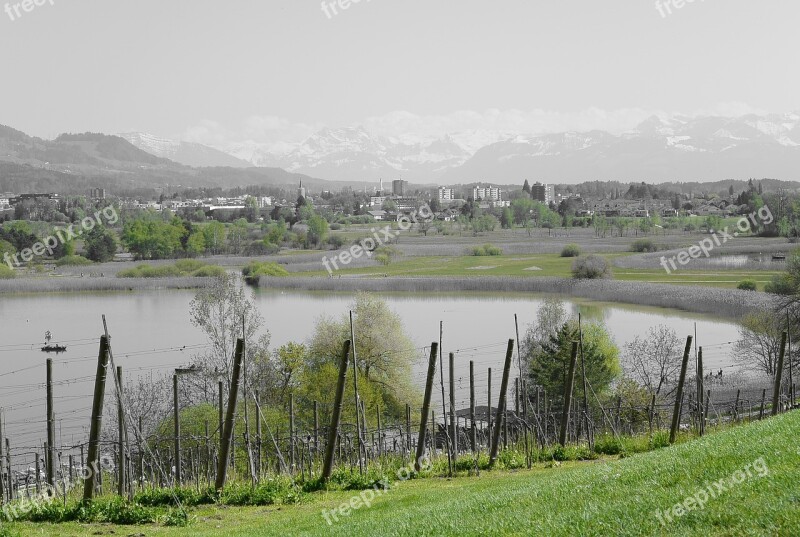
[473,184,502,202]
[530,182,555,205]
[88,188,106,200]
[392,179,408,196]
[370,195,389,207]
[438,187,455,202]
[298,181,307,200]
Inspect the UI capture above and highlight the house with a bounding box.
[367,210,387,221]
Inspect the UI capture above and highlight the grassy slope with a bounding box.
[10,411,800,537]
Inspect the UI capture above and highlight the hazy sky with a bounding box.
[2,0,799,147]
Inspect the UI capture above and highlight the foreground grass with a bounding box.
[298,252,782,289]
[8,410,799,536]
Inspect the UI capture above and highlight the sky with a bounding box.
[2,0,799,149]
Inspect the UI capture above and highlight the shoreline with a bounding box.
[0,274,777,321]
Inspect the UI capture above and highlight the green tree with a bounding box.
[186,231,207,257]
[500,207,514,229]
[202,221,227,255]
[306,292,419,418]
[121,217,185,260]
[83,226,117,262]
[306,214,329,248]
[529,319,620,405]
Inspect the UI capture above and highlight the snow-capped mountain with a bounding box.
[225,126,479,182]
[122,112,800,183]
[119,132,252,168]
[442,113,800,183]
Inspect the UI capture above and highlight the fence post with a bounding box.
[558,342,579,447]
[321,340,351,482]
[449,352,457,459]
[0,409,4,504]
[289,393,295,472]
[670,336,693,444]
[117,366,126,497]
[697,347,705,436]
[83,336,110,501]
[350,311,365,474]
[772,331,788,416]
[759,388,767,420]
[470,360,476,452]
[313,400,319,456]
[415,343,439,472]
[487,368,492,435]
[46,358,56,490]
[215,339,244,491]
[489,340,515,467]
[173,374,181,486]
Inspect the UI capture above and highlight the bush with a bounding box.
[630,239,658,252]
[327,234,346,249]
[572,255,613,279]
[242,261,289,284]
[469,243,503,256]
[55,255,93,266]
[737,279,758,291]
[560,243,581,257]
[0,265,12,279]
[764,274,794,295]
[118,261,223,278]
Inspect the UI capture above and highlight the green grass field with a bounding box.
[299,252,782,289]
[7,411,799,536]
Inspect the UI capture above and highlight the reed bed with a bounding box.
[256,275,778,319]
[0,276,214,294]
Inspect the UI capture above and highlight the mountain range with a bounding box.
[119,113,800,184]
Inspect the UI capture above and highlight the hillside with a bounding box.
[12,410,799,536]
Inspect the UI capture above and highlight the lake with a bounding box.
[0,288,742,464]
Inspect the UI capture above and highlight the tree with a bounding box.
[500,207,513,229]
[202,221,227,255]
[734,311,790,378]
[521,297,567,371]
[121,217,185,259]
[188,274,270,401]
[623,325,682,399]
[185,231,206,257]
[522,179,531,195]
[306,215,329,248]
[83,226,117,262]
[227,219,248,254]
[306,292,419,417]
[529,319,620,405]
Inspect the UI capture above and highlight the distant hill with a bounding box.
[119,132,253,168]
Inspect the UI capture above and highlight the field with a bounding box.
[7,407,799,536]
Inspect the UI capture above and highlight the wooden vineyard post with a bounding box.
[215,339,244,491]
[84,336,110,501]
[489,340,515,468]
[558,342,579,448]
[670,336,693,444]
[321,340,351,482]
[415,343,439,472]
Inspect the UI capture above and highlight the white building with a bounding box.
[473,184,502,202]
[438,187,455,202]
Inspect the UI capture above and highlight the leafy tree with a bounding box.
[121,217,185,259]
[500,207,513,229]
[227,219,248,254]
[529,319,621,405]
[522,179,531,194]
[306,292,419,418]
[306,215,329,248]
[83,226,117,262]
[186,231,207,257]
[202,221,227,255]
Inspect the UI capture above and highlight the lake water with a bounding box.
[0,289,742,465]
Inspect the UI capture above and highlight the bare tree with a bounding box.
[734,311,786,378]
[623,325,682,398]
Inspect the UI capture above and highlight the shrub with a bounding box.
[572,255,613,279]
[174,259,205,273]
[55,255,93,266]
[469,243,503,256]
[764,274,794,295]
[560,243,581,257]
[327,234,346,249]
[0,265,12,279]
[737,279,758,291]
[190,265,226,277]
[242,261,289,284]
[630,239,658,252]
